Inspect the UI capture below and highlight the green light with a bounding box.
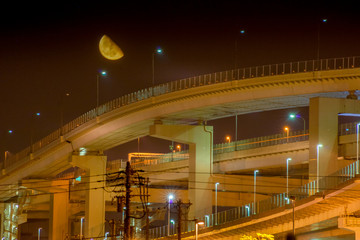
[156,47,163,54]
[289,114,296,119]
[101,71,107,76]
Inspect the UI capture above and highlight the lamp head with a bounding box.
[155,47,163,54]
[168,194,174,202]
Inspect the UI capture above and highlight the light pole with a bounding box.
[80,217,84,239]
[30,112,41,153]
[234,29,246,69]
[245,205,250,217]
[317,18,328,66]
[152,47,163,92]
[357,123,360,174]
[38,227,42,240]
[286,158,292,203]
[290,196,296,236]
[215,182,220,225]
[226,136,231,143]
[289,114,306,137]
[60,92,70,136]
[253,170,259,214]
[284,126,289,143]
[195,220,204,240]
[176,144,181,152]
[96,70,107,110]
[317,144,323,192]
[168,194,174,236]
[170,219,175,235]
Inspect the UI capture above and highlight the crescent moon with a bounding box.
[99,35,124,60]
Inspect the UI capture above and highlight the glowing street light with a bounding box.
[170,219,175,235]
[38,227,42,240]
[96,70,107,110]
[215,182,220,225]
[176,144,181,152]
[357,123,360,174]
[152,47,163,89]
[245,205,250,217]
[289,113,306,136]
[284,126,290,143]
[30,112,41,153]
[167,194,174,236]
[80,217,85,239]
[195,220,205,240]
[226,136,231,143]
[286,158,292,202]
[253,170,259,214]
[317,144,323,192]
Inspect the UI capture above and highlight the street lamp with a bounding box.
[215,182,220,225]
[284,126,290,143]
[195,220,204,240]
[38,227,42,240]
[289,196,296,236]
[167,194,174,236]
[245,205,250,217]
[226,136,231,143]
[357,123,360,174]
[96,70,107,110]
[234,29,246,69]
[317,18,328,64]
[286,158,292,203]
[176,144,181,152]
[317,144,323,192]
[152,47,163,90]
[30,112,41,153]
[170,219,175,235]
[289,114,306,137]
[253,170,259,214]
[80,217,84,239]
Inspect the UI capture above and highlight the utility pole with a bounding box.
[145,178,150,240]
[124,161,131,240]
[176,199,182,240]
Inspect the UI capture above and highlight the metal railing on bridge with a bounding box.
[4,56,360,171]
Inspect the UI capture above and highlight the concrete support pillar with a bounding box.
[309,97,360,184]
[49,182,69,240]
[21,179,69,240]
[71,154,107,239]
[150,124,213,219]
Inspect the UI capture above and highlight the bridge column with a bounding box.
[150,123,213,219]
[309,97,360,183]
[21,179,69,240]
[338,215,360,239]
[71,154,107,239]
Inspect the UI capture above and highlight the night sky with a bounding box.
[1,1,360,160]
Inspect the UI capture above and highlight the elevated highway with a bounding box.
[2,56,360,239]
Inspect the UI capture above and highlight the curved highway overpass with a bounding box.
[2,56,360,239]
[1,57,360,193]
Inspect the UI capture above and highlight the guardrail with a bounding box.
[149,161,358,239]
[4,56,360,171]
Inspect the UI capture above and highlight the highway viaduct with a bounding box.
[2,56,360,239]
